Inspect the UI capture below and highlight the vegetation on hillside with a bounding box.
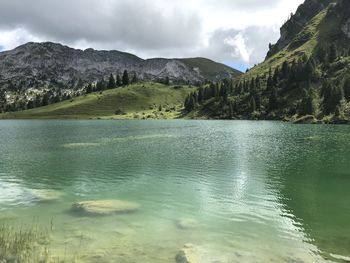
[184,0,350,124]
[0,82,196,119]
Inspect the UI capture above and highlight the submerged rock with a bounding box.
[31,189,64,202]
[175,244,199,263]
[175,218,197,230]
[71,199,140,216]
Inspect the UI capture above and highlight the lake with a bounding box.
[0,120,349,262]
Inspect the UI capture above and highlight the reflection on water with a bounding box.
[0,120,349,262]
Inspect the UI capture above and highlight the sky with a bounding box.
[0,0,304,71]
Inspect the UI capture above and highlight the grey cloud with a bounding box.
[199,26,279,66]
[0,0,288,68]
[243,26,280,64]
[204,0,280,10]
[0,0,202,51]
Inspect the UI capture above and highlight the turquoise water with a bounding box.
[0,120,350,262]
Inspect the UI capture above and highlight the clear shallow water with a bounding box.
[0,120,350,262]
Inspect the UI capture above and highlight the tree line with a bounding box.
[184,43,350,121]
[0,70,137,113]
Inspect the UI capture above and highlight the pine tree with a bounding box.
[108,74,116,89]
[250,96,256,113]
[209,83,216,97]
[184,93,196,111]
[323,83,344,114]
[116,75,122,87]
[273,67,279,85]
[315,46,327,63]
[229,102,234,118]
[304,57,316,81]
[269,88,278,111]
[86,83,93,93]
[328,44,338,62]
[299,89,317,116]
[254,93,261,110]
[164,76,170,85]
[198,87,204,103]
[266,68,274,91]
[343,75,350,101]
[96,78,107,91]
[122,70,129,86]
[281,61,289,79]
[42,92,50,106]
[335,105,343,119]
[132,74,138,84]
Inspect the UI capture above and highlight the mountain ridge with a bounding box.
[0,41,241,91]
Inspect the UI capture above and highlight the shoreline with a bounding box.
[0,115,349,125]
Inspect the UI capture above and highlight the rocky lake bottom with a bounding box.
[0,120,349,262]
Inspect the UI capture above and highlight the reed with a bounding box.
[0,223,51,263]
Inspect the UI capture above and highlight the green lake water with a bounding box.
[0,120,349,262]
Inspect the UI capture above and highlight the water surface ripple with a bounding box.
[0,120,349,262]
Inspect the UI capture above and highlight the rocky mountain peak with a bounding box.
[0,42,241,92]
[266,0,333,58]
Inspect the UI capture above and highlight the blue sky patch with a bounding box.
[224,61,249,73]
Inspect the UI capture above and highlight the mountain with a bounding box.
[185,0,350,124]
[0,42,241,91]
[266,0,333,58]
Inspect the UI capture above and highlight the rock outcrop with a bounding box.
[0,42,241,91]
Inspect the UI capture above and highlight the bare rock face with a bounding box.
[0,42,241,91]
[175,244,199,263]
[71,199,140,216]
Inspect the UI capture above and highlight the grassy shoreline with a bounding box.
[0,83,195,120]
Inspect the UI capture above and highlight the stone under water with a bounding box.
[71,200,140,216]
[176,244,199,263]
[30,189,65,202]
[175,218,198,230]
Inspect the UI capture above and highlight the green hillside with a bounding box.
[179,57,242,79]
[0,83,195,119]
[184,0,350,124]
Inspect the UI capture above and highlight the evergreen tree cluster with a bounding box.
[0,70,139,113]
[184,43,350,121]
[184,80,234,112]
[88,70,136,94]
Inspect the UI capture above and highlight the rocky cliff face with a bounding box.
[266,0,333,58]
[0,42,241,91]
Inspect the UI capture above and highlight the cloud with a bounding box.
[198,26,279,68]
[0,0,304,68]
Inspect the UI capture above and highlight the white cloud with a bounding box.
[0,0,304,68]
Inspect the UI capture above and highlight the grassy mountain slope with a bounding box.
[245,7,328,78]
[185,0,350,123]
[246,0,347,79]
[179,58,242,80]
[0,83,195,119]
